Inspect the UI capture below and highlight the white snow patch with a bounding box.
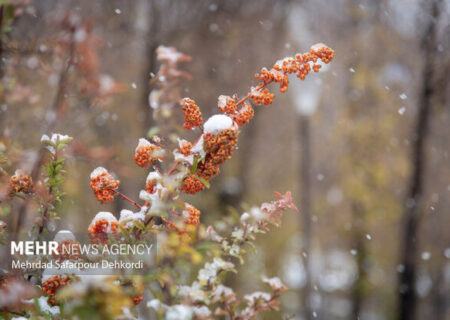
[90,167,108,179]
[146,171,161,183]
[156,46,184,64]
[37,296,60,315]
[136,138,152,151]
[119,209,145,228]
[203,114,234,135]
[40,133,72,153]
[217,95,232,108]
[262,276,285,290]
[244,291,271,303]
[191,135,205,158]
[174,151,194,165]
[99,74,115,95]
[149,90,162,109]
[53,230,76,242]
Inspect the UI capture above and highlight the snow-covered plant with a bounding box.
[0,44,334,319]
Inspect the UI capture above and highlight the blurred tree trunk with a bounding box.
[397,1,442,319]
[0,5,4,79]
[351,202,367,320]
[299,115,313,320]
[137,0,159,132]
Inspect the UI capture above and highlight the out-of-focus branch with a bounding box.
[13,28,76,240]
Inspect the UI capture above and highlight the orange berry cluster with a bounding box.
[134,141,164,168]
[90,171,120,204]
[9,171,34,194]
[42,275,71,304]
[181,98,203,130]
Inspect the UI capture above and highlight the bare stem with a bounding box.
[113,190,143,209]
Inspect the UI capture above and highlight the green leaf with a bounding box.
[191,156,198,174]
[147,127,159,138]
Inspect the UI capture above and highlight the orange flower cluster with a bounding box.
[203,129,238,165]
[42,275,71,304]
[146,178,157,194]
[232,103,254,126]
[197,157,221,180]
[88,219,119,233]
[88,212,119,244]
[181,125,238,194]
[89,168,120,204]
[134,138,164,168]
[120,280,143,306]
[217,95,254,127]
[9,170,34,194]
[250,88,274,106]
[178,44,334,199]
[132,295,143,305]
[180,175,207,194]
[162,203,201,233]
[179,140,192,156]
[181,98,203,130]
[145,171,161,195]
[218,95,237,114]
[183,205,200,225]
[88,219,118,234]
[254,43,335,88]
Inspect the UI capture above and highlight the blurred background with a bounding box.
[1,0,449,319]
